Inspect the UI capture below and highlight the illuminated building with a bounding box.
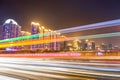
[77,40,86,51]
[31,22,40,34]
[1,19,21,51]
[101,43,107,50]
[1,19,21,39]
[39,26,45,50]
[0,19,61,51]
[31,22,40,50]
[50,31,61,51]
[30,22,61,51]
[73,40,79,50]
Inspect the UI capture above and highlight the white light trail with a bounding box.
[57,19,120,33]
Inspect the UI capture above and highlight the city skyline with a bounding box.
[0,18,62,51]
[0,18,120,48]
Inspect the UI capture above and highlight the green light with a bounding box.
[0,33,48,43]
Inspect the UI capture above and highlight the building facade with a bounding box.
[31,22,40,50]
[1,19,21,39]
[1,19,21,51]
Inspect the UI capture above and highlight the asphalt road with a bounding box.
[0,58,119,80]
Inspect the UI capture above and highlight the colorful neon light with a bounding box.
[0,32,119,48]
[0,37,64,48]
[0,33,47,43]
[0,19,120,44]
[0,53,80,57]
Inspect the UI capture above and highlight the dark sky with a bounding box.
[0,0,120,31]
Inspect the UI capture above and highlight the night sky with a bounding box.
[0,0,120,46]
[0,0,120,31]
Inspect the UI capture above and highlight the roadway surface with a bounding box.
[0,58,119,80]
[0,53,120,60]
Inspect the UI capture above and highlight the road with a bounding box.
[0,58,119,80]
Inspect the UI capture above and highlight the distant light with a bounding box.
[31,22,40,25]
[31,22,35,25]
[36,23,40,25]
[85,39,89,42]
[53,31,56,33]
[44,29,48,32]
[57,32,61,35]
[6,48,12,51]
[41,26,45,29]
[0,53,81,57]
[48,29,51,31]
[4,19,18,25]
[57,19,120,33]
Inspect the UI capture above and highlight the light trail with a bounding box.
[0,32,120,48]
[67,31,120,40]
[0,19,120,43]
[0,58,119,79]
[0,75,21,80]
[0,37,64,48]
[0,32,47,43]
[57,19,120,33]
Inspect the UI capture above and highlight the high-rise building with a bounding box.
[1,19,21,51]
[1,19,21,39]
[31,22,40,50]
[30,22,61,51]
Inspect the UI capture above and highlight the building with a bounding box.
[30,22,61,51]
[1,19,21,39]
[78,40,87,51]
[0,20,61,51]
[1,19,21,51]
[31,22,40,50]
[101,43,107,50]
